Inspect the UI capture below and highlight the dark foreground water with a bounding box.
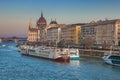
[0,42,120,80]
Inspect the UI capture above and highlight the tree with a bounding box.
[58,39,65,48]
[102,40,112,49]
[81,35,94,49]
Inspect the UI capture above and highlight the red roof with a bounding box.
[37,13,47,27]
[38,17,46,25]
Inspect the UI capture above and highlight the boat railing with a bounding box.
[60,54,68,58]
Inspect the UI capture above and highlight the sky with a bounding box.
[0,0,120,37]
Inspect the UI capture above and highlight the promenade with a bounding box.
[79,49,119,58]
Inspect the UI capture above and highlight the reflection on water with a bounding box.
[70,60,80,66]
[0,42,120,80]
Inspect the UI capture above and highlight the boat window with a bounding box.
[29,50,36,52]
[60,54,67,57]
[111,60,120,64]
[109,56,120,60]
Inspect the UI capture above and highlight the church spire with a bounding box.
[41,11,43,17]
[29,19,32,29]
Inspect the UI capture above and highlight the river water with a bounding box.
[0,42,120,80]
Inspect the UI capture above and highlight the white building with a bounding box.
[81,19,120,46]
[47,20,62,43]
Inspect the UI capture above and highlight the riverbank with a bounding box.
[79,49,119,58]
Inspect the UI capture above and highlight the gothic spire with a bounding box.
[29,19,32,29]
[41,11,43,17]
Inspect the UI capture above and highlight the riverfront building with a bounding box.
[27,20,40,42]
[27,12,47,43]
[81,19,120,46]
[46,23,83,45]
[27,12,120,46]
[27,12,85,46]
[47,20,66,44]
[61,24,85,45]
[47,20,60,43]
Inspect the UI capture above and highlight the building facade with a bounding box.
[27,20,40,42]
[47,20,62,44]
[68,25,81,45]
[27,12,47,43]
[81,19,120,46]
[27,12,120,47]
[61,24,83,45]
[61,25,69,43]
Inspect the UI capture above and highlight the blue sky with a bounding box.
[0,0,120,37]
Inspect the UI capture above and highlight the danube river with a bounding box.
[0,42,120,80]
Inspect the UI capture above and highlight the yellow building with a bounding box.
[47,23,82,45]
[68,25,81,45]
[61,24,83,45]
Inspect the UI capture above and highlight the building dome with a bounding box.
[50,20,57,24]
[37,12,47,27]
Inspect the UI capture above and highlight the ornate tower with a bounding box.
[36,12,47,44]
[29,19,32,29]
[37,12,47,28]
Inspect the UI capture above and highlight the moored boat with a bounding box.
[18,45,70,62]
[18,45,29,54]
[69,49,80,60]
[102,54,120,66]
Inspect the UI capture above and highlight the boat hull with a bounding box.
[21,53,55,61]
[22,53,70,62]
[18,45,70,63]
[70,56,80,60]
[55,56,70,62]
[103,54,120,66]
[69,49,80,60]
